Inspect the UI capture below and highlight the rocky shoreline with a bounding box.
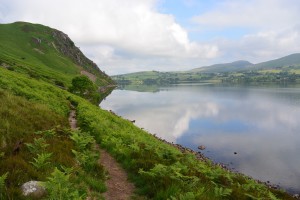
[151,133,300,198]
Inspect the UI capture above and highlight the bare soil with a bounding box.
[100,149,136,200]
[68,109,77,130]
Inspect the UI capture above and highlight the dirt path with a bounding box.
[68,109,77,130]
[100,149,136,200]
[68,107,136,199]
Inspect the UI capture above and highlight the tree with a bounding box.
[69,76,100,104]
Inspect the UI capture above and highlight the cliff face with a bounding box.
[51,29,111,82]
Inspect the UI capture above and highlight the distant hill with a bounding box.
[191,53,300,73]
[0,22,113,87]
[251,53,300,70]
[113,53,300,85]
[191,60,253,73]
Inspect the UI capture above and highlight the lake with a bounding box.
[100,83,300,194]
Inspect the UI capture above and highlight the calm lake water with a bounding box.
[100,83,300,194]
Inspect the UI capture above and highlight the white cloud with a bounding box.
[217,26,300,63]
[191,0,300,63]
[192,0,300,31]
[0,0,218,74]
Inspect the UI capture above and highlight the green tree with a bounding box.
[69,76,100,104]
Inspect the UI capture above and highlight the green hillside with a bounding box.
[0,22,113,87]
[191,60,253,73]
[0,22,295,199]
[252,53,300,70]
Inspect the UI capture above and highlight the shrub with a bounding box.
[69,76,100,105]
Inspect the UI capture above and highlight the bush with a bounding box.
[69,76,100,105]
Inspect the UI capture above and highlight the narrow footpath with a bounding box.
[100,148,135,200]
[69,107,136,200]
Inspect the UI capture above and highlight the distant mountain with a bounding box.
[191,53,300,73]
[191,60,253,73]
[252,53,300,70]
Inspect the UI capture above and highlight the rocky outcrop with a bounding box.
[51,30,110,81]
[21,181,47,198]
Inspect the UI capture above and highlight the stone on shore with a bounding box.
[21,181,46,198]
[198,145,206,150]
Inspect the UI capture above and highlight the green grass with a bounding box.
[0,68,106,199]
[0,22,77,87]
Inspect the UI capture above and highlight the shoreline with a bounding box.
[108,110,299,198]
[152,132,300,198]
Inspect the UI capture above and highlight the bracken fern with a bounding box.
[30,152,52,170]
[0,172,8,199]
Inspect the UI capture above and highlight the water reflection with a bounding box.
[101,84,300,193]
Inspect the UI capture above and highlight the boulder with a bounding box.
[198,145,206,150]
[21,181,46,198]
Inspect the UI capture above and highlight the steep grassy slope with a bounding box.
[0,68,106,199]
[0,22,112,199]
[0,22,113,87]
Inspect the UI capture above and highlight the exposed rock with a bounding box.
[31,37,42,45]
[198,145,206,150]
[52,30,106,77]
[81,70,97,83]
[293,194,300,199]
[21,181,47,198]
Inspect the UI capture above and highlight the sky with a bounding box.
[1,0,300,75]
